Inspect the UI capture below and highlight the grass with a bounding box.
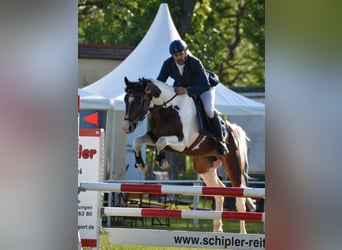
[99,232,210,250]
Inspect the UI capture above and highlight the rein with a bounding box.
[162,93,178,107]
[152,93,178,112]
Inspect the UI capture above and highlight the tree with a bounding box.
[78,0,264,87]
[79,0,159,45]
[185,0,264,87]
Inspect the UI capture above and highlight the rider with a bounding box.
[157,39,228,155]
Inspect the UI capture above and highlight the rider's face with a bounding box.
[172,50,186,65]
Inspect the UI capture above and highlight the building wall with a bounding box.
[78,58,120,88]
[78,44,134,88]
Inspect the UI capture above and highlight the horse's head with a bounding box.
[123,77,161,134]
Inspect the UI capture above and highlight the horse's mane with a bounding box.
[149,78,170,86]
[148,78,177,97]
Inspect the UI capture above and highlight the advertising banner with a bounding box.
[78,128,104,248]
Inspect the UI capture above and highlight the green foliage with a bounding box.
[78,0,264,87]
[79,0,160,45]
[178,156,197,180]
[144,146,197,180]
[186,0,265,87]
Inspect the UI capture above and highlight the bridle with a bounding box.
[124,79,179,127]
[124,91,149,127]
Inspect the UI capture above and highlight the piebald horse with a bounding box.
[122,77,255,234]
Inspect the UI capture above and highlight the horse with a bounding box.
[122,77,255,234]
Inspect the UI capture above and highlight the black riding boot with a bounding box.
[209,113,229,155]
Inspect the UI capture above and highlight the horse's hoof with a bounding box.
[136,164,148,174]
[160,160,170,170]
[213,221,223,233]
[213,227,223,233]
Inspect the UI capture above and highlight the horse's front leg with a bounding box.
[133,133,154,174]
[155,135,185,170]
[155,150,169,170]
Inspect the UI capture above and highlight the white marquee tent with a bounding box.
[83,3,264,116]
[81,3,265,180]
[78,88,113,110]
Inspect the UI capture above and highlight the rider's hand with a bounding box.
[174,87,188,95]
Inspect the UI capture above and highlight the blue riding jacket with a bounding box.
[157,54,210,97]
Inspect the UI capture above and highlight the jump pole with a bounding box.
[101,207,265,249]
[103,207,265,222]
[79,182,266,249]
[79,182,265,198]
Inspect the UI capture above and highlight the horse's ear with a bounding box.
[124,77,133,92]
[140,78,149,91]
[124,76,131,86]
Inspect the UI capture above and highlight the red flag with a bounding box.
[84,112,98,128]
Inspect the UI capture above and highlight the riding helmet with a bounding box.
[169,39,187,55]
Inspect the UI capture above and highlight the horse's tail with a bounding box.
[228,122,256,211]
[228,123,251,181]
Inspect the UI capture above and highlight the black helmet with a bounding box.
[169,39,187,55]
